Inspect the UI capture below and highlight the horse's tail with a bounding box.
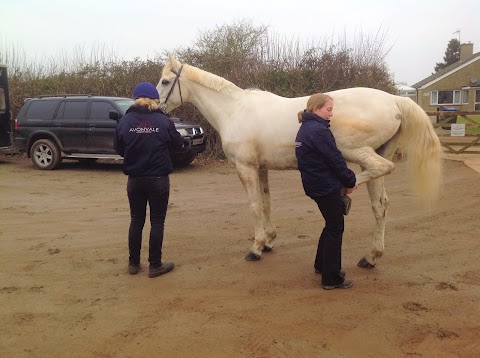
[395,96,443,208]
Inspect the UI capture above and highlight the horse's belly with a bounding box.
[263,147,298,170]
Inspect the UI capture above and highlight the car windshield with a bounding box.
[114,99,135,114]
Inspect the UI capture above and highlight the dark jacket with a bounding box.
[295,112,356,198]
[114,105,183,177]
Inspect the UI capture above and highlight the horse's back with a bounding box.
[324,88,402,149]
[225,87,402,168]
[328,87,399,117]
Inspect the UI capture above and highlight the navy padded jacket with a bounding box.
[295,112,356,198]
[114,105,183,177]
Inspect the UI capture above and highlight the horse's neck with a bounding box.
[188,82,242,135]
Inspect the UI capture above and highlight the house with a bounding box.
[395,83,417,102]
[412,42,480,112]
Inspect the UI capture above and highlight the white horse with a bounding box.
[157,55,442,268]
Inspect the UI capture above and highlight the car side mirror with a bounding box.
[109,110,121,121]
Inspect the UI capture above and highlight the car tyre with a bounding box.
[30,139,62,170]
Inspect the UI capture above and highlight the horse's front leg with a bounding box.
[258,166,276,252]
[358,176,389,269]
[235,163,267,261]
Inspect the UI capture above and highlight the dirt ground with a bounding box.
[1,154,479,358]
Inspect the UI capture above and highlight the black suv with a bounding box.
[14,95,206,170]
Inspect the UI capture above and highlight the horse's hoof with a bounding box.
[358,257,375,269]
[245,251,261,261]
[261,245,272,252]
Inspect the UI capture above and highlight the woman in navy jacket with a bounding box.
[115,82,183,278]
[295,93,357,290]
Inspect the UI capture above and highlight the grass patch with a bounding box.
[457,115,480,134]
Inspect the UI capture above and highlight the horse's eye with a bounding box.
[161,79,170,85]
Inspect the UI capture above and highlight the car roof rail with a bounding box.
[37,94,94,98]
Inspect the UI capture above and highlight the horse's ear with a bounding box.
[168,54,181,70]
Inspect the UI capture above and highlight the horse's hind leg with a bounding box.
[346,142,398,268]
[358,174,389,269]
[259,166,276,252]
[346,147,395,185]
[235,163,268,261]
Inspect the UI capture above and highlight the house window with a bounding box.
[475,90,480,111]
[462,89,469,104]
[430,90,461,105]
[453,91,460,104]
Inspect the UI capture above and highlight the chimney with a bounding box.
[460,42,474,60]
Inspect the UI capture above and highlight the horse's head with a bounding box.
[157,55,186,112]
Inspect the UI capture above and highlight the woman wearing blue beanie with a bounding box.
[115,82,183,278]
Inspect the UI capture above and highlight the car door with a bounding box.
[52,100,88,152]
[86,100,118,154]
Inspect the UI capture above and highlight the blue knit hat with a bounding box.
[133,82,159,100]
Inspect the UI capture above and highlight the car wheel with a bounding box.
[30,139,62,170]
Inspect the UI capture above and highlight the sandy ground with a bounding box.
[1,154,479,358]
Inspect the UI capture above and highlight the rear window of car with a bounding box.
[26,100,58,120]
[61,101,88,119]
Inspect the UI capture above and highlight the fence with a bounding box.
[426,111,480,155]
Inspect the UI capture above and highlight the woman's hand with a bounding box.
[345,183,358,194]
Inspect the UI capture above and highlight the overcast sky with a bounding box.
[1,0,479,86]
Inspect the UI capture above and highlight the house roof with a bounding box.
[396,84,416,91]
[412,51,480,89]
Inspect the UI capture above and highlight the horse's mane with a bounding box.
[163,62,241,93]
[184,65,240,92]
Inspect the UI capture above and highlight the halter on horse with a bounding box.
[161,65,183,110]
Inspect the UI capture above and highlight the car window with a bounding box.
[26,100,58,120]
[113,99,135,115]
[56,102,65,119]
[90,101,116,119]
[61,101,87,119]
